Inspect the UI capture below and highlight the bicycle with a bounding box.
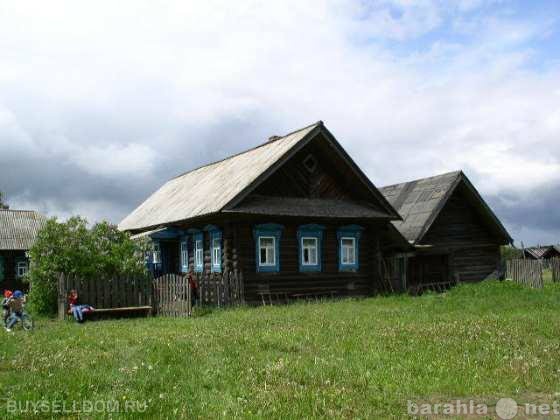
[4,311,34,332]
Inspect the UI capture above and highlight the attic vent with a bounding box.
[302,154,318,173]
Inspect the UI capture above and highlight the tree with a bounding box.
[0,191,9,209]
[27,217,148,315]
[501,245,523,261]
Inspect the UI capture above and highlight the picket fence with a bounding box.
[506,259,544,288]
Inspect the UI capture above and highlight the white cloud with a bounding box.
[0,0,559,244]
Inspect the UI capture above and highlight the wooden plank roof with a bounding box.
[119,121,400,232]
[379,171,512,245]
[225,195,392,219]
[0,209,48,250]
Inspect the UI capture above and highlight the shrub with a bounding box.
[27,217,147,316]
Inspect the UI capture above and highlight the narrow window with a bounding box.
[153,242,161,265]
[16,261,28,278]
[195,238,203,271]
[259,237,276,266]
[211,236,222,272]
[180,241,188,272]
[302,237,318,265]
[341,237,356,265]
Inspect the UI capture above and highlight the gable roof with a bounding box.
[119,121,400,232]
[0,209,48,250]
[524,245,560,259]
[379,171,512,245]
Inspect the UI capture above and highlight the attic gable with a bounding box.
[119,121,400,232]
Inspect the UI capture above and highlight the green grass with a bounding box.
[2,281,560,419]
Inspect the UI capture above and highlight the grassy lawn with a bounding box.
[2,280,560,419]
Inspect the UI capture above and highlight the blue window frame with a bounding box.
[193,232,204,272]
[253,224,283,273]
[204,225,222,273]
[297,224,325,272]
[180,238,189,273]
[337,225,363,272]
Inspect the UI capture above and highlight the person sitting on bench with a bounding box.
[68,290,94,323]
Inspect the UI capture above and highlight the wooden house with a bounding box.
[0,209,47,291]
[380,171,513,288]
[119,121,410,302]
[523,246,560,260]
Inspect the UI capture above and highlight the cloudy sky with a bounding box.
[0,0,559,246]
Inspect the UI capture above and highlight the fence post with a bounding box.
[57,273,66,320]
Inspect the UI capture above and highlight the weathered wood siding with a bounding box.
[254,134,384,212]
[226,220,381,303]
[419,189,502,283]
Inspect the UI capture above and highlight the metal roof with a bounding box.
[380,171,512,245]
[119,121,400,232]
[0,209,48,250]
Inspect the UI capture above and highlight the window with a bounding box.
[0,256,4,281]
[337,225,363,271]
[16,261,28,278]
[302,238,318,265]
[259,237,276,266]
[194,233,203,272]
[180,240,188,273]
[302,154,318,173]
[297,224,324,272]
[253,224,283,272]
[340,237,356,265]
[211,231,222,273]
[152,242,161,265]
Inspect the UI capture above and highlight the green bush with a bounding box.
[27,217,148,316]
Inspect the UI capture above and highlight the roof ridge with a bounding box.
[170,121,323,181]
[380,170,462,190]
[0,209,43,214]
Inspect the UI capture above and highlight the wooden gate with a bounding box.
[152,273,191,317]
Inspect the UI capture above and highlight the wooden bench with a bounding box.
[66,305,152,320]
[91,306,152,315]
[290,291,338,300]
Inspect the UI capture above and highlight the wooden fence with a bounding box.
[152,274,191,317]
[58,273,152,320]
[506,259,544,288]
[195,270,245,307]
[551,258,560,283]
[58,270,245,320]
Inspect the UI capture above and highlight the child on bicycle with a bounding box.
[5,290,25,332]
[2,290,12,326]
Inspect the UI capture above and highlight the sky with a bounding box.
[0,0,559,246]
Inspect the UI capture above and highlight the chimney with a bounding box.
[268,135,281,142]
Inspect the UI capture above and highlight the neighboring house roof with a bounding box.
[379,171,512,245]
[0,209,48,250]
[119,121,400,232]
[524,245,560,259]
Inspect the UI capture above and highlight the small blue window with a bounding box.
[193,232,204,272]
[204,226,222,273]
[337,225,363,272]
[297,224,325,272]
[180,238,189,273]
[253,224,283,273]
